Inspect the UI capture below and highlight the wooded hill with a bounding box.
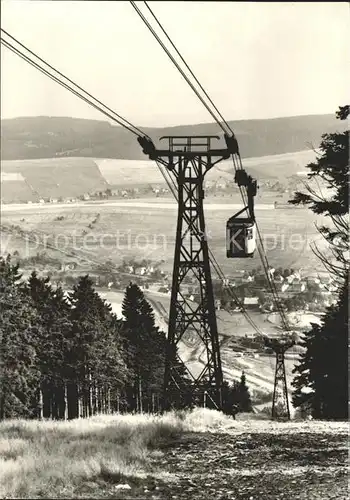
[1,114,346,161]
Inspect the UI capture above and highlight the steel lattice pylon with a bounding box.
[265,337,295,420]
[138,134,237,409]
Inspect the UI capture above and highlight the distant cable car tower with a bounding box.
[265,337,296,419]
[138,133,239,409]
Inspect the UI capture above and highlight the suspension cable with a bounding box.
[154,159,266,338]
[129,1,229,136]
[234,154,291,332]
[1,29,148,138]
[2,23,290,335]
[143,1,233,136]
[130,4,292,333]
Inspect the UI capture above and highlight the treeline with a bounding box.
[0,256,168,419]
[0,255,252,420]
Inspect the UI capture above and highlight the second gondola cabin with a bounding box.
[226,217,256,258]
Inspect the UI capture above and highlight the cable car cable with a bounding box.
[154,158,266,337]
[125,6,273,337]
[143,1,233,136]
[2,27,269,345]
[1,30,148,138]
[3,23,286,339]
[129,1,229,136]
[232,152,291,333]
[127,5,281,334]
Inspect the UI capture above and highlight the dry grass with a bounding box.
[0,412,182,498]
[0,409,232,498]
[0,409,347,499]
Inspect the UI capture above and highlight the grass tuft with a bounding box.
[0,411,189,498]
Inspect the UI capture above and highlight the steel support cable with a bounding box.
[1,30,148,138]
[137,2,292,347]
[209,252,265,336]
[133,0,294,333]
[133,0,295,333]
[2,30,279,337]
[143,1,233,136]
[140,5,294,334]
[228,149,291,332]
[234,154,291,332]
[235,155,291,328]
[153,159,265,337]
[159,167,265,336]
[129,1,229,136]
[256,228,291,332]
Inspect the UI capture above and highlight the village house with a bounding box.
[280,281,307,294]
[134,266,147,276]
[216,180,227,189]
[243,297,260,310]
[152,186,161,196]
[60,261,78,272]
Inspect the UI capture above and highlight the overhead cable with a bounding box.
[1,29,147,138]
[129,1,229,136]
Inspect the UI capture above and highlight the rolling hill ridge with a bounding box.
[1,113,346,161]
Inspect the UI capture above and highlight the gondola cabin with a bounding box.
[226,217,256,258]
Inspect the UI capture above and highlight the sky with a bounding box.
[1,1,349,127]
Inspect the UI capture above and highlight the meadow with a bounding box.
[0,410,347,499]
[1,199,327,276]
[95,149,317,186]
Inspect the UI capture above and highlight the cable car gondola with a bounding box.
[226,216,256,258]
[226,168,257,258]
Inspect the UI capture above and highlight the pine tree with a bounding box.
[0,256,41,419]
[289,105,349,281]
[26,272,72,419]
[292,276,348,419]
[237,371,253,413]
[121,282,166,412]
[221,380,240,417]
[290,106,349,420]
[68,275,126,418]
[164,343,194,411]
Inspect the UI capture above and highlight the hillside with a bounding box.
[1,157,109,203]
[1,114,346,161]
[96,149,317,190]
